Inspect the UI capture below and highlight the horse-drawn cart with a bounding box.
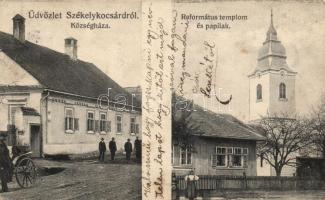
[11,148,37,188]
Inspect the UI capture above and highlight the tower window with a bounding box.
[279,83,286,99]
[256,84,262,100]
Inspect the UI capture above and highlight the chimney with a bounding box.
[12,14,25,42]
[65,37,78,60]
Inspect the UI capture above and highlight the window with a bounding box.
[172,145,192,166]
[116,115,122,133]
[130,117,136,134]
[233,148,242,167]
[130,117,140,134]
[180,147,192,165]
[212,147,248,168]
[279,83,286,99]
[256,84,262,100]
[216,147,226,167]
[87,111,95,132]
[65,108,78,133]
[100,113,108,133]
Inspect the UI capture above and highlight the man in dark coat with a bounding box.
[109,137,117,161]
[134,137,141,162]
[124,139,132,162]
[98,138,106,162]
[0,133,11,192]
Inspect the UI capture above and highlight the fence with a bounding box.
[176,175,325,191]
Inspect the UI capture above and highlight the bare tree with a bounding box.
[172,93,198,151]
[257,113,313,176]
[310,93,325,158]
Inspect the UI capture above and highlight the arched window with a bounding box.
[256,84,262,100]
[279,83,286,99]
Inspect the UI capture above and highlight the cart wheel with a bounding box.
[15,157,37,188]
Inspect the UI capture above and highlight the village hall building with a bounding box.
[0,14,141,157]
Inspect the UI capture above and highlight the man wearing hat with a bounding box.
[124,139,133,163]
[0,133,11,192]
[98,138,106,162]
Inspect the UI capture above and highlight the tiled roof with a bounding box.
[173,97,265,141]
[21,107,40,116]
[0,31,140,107]
[0,85,43,92]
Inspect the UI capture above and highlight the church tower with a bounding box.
[248,11,297,122]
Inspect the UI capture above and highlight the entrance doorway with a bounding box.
[30,125,41,157]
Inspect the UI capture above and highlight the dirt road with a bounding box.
[0,158,141,200]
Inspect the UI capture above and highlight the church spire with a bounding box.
[265,9,277,42]
[271,9,273,27]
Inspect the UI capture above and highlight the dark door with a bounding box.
[30,125,41,157]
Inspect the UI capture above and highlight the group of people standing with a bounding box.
[98,137,142,163]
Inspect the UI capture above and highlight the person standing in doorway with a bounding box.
[124,139,132,163]
[98,138,106,162]
[0,133,11,193]
[109,137,117,161]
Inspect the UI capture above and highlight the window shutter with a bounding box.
[74,118,79,131]
[211,154,216,167]
[65,117,67,130]
[136,124,139,134]
[243,155,248,168]
[95,120,100,132]
[228,155,233,167]
[106,121,111,132]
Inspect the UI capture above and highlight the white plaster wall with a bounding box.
[269,72,296,117]
[0,51,39,85]
[43,96,141,155]
[249,73,270,121]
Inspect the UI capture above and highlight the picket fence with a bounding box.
[176,175,325,191]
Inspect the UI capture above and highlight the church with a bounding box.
[247,11,298,176]
[0,14,141,157]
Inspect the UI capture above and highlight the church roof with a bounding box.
[249,10,296,76]
[0,31,140,108]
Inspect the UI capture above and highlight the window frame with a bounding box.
[130,116,136,134]
[279,82,287,99]
[99,112,108,134]
[116,114,123,133]
[65,107,74,133]
[87,110,95,133]
[215,147,227,167]
[212,147,249,168]
[256,84,262,101]
[180,147,192,165]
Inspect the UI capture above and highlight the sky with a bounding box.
[173,1,325,121]
[0,0,142,87]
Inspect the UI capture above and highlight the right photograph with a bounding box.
[170,1,325,199]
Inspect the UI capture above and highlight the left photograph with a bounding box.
[0,1,142,199]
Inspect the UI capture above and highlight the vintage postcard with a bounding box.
[165,1,325,200]
[0,0,142,199]
[0,0,324,200]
